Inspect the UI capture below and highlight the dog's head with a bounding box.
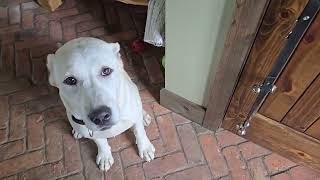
[47,38,124,131]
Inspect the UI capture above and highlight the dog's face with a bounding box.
[47,38,124,131]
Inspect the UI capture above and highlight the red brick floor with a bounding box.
[0,0,319,180]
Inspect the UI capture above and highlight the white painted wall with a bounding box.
[165,0,235,106]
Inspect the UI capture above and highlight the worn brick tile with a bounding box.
[63,173,85,180]
[49,20,63,41]
[47,8,79,20]
[198,133,228,178]
[0,96,9,128]
[143,103,159,140]
[58,0,77,10]
[80,140,104,180]
[15,48,32,77]
[143,55,164,84]
[271,172,291,180]
[239,141,271,160]
[139,89,155,103]
[191,122,210,135]
[19,161,64,180]
[76,20,105,32]
[121,146,142,167]
[0,44,15,76]
[9,5,20,24]
[27,113,44,150]
[77,30,91,37]
[165,165,212,180]
[125,164,145,180]
[34,15,49,35]
[25,95,61,114]
[216,130,247,148]
[117,7,134,31]
[289,166,320,180]
[90,27,107,37]
[172,113,191,125]
[0,7,8,27]
[63,25,76,41]
[9,104,26,140]
[21,1,39,10]
[43,106,67,123]
[143,152,187,179]
[264,153,296,175]
[156,114,181,153]
[104,153,124,180]
[0,150,44,178]
[219,175,233,180]
[152,102,170,116]
[45,120,69,162]
[0,129,7,144]
[248,158,270,180]
[9,86,49,105]
[15,36,50,50]
[177,123,204,164]
[30,44,57,58]
[101,30,137,43]
[0,24,20,34]
[31,58,47,85]
[22,10,34,29]
[109,130,135,152]
[0,79,31,96]
[2,175,17,180]
[0,139,24,161]
[61,13,93,26]
[223,146,250,180]
[63,133,82,174]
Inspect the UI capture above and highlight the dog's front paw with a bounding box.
[72,129,83,139]
[96,150,114,171]
[138,140,155,162]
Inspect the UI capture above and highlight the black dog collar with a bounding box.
[72,115,85,125]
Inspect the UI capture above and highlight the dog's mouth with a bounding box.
[71,115,113,132]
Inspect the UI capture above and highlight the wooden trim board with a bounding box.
[223,113,320,172]
[203,0,270,131]
[160,88,205,124]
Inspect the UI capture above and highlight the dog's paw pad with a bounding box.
[143,113,152,126]
[96,151,114,171]
[72,129,83,139]
[138,141,155,162]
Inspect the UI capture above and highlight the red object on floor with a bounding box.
[132,39,145,53]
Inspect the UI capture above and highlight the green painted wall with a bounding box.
[165,0,235,106]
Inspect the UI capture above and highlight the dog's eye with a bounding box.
[63,77,77,85]
[101,67,113,76]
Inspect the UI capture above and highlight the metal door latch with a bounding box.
[236,121,250,136]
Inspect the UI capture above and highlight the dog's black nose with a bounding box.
[88,106,112,125]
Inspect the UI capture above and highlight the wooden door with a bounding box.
[223,0,320,172]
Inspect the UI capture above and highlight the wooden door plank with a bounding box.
[306,118,320,140]
[259,13,320,121]
[243,113,320,172]
[203,0,269,130]
[281,74,320,132]
[223,0,309,131]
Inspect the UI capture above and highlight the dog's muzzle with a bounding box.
[88,106,113,128]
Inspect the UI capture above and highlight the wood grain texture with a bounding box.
[259,13,320,121]
[237,113,320,172]
[281,74,320,132]
[306,118,320,140]
[223,0,309,131]
[160,88,205,124]
[203,0,269,131]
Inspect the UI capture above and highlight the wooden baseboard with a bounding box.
[223,113,320,172]
[160,88,206,124]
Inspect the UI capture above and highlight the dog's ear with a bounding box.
[46,54,57,87]
[111,43,120,53]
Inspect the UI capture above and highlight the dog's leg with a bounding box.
[93,139,114,171]
[132,119,155,162]
[143,110,151,126]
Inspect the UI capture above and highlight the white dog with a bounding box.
[46,37,155,171]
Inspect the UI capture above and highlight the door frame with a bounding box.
[203,0,270,130]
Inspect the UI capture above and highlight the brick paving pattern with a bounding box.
[0,0,319,179]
